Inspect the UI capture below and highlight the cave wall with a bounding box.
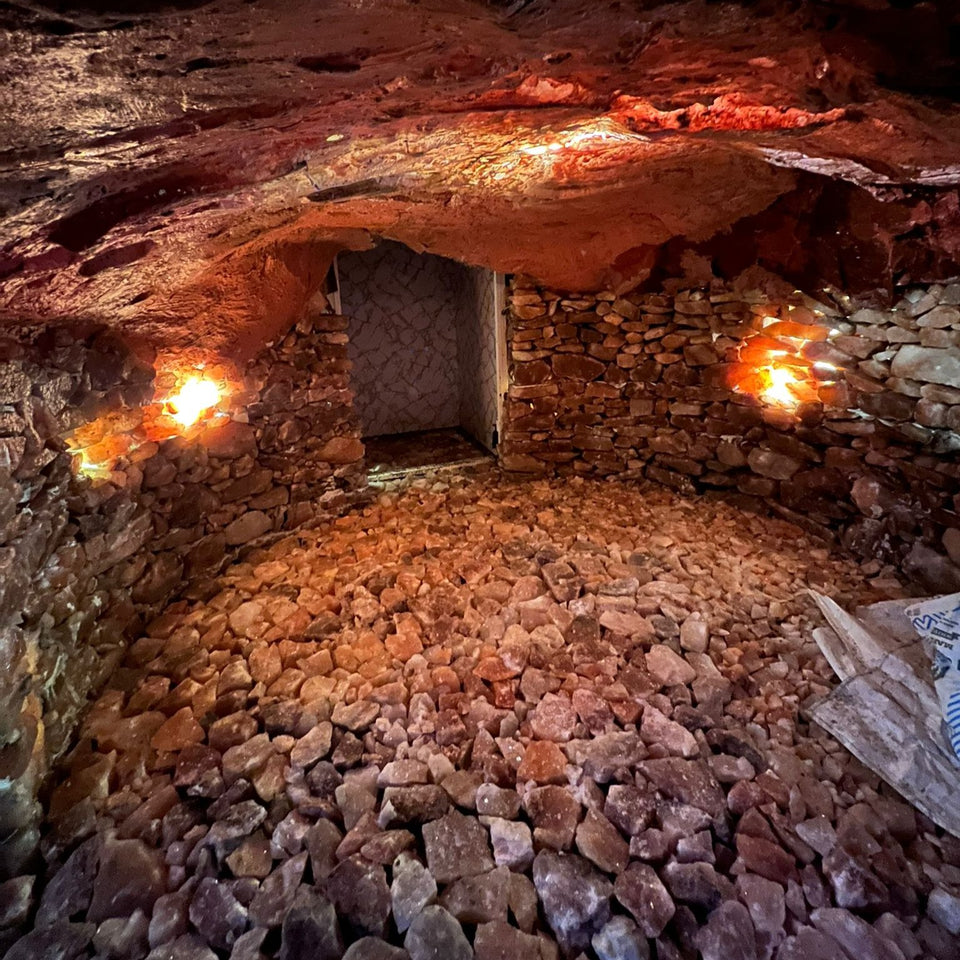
[501,278,960,592]
[0,306,363,877]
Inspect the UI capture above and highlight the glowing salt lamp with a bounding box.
[758,364,801,408]
[166,375,222,427]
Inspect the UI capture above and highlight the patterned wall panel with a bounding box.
[338,241,502,445]
[340,242,463,437]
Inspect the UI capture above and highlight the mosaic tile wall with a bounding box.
[339,241,502,446]
[340,242,461,436]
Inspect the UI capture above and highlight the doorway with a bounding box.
[336,241,506,475]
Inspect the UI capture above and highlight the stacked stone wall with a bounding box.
[501,279,960,591]
[0,309,363,876]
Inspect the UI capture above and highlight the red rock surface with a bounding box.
[1,0,959,362]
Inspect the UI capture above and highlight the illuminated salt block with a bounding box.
[759,365,802,407]
[736,336,806,363]
[762,320,830,341]
[166,376,222,428]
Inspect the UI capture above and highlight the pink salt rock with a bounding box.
[228,601,264,637]
[148,891,190,947]
[226,835,273,878]
[810,907,904,960]
[645,645,697,686]
[381,785,451,825]
[118,784,180,840]
[489,817,534,870]
[248,644,282,684]
[35,835,99,927]
[575,810,629,874]
[794,816,837,857]
[93,910,149,957]
[517,740,568,784]
[474,919,542,960]
[200,420,257,459]
[306,819,343,882]
[736,874,786,960]
[208,712,258,751]
[404,905,471,960]
[507,873,539,933]
[475,784,521,819]
[604,784,656,836]
[248,852,307,927]
[525,785,582,851]
[343,938,408,960]
[639,758,725,818]
[325,855,392,938]
[614,862,675,937]
[87,838,166,922]
[150,707,205,752]
[222,734,276,784]
[270,810,312,857]
[679,617,709,652]
[529,692,577,742]
[873,913,923,960]
[337,811,382,860]
[571,687,615,732]
[359,829,416,864]
[532,849,612,953]
[188,877,248,951]
[391,852,438,934]
[440,865,510,923]
[640,703,698,757]
[598,610,654,638]
[735,834,798,885]
[217,659,253,695]
[422,811,494,883]
[290,722,332,767]
[661,861,731,910]
[696,901,758,960]
[592,916,647,960]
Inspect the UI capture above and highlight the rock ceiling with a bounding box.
[1,0,959,362]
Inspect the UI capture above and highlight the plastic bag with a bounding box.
[906,591,960,763]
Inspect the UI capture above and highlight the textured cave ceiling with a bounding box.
[1,0,959,362]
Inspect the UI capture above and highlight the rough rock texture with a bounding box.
[5,469,958,958]
[502,277,960,591]
[1,0,960,360]
[0,305,362,875]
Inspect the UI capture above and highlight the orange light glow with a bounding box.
[518,119,639,159]
[729,311,841,412]
[758,363,805,409]
[166,375,222,427]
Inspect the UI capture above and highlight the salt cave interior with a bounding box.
[1,1,960,958]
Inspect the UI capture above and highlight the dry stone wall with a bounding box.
[0,310,363,877]
[501,279,960,592]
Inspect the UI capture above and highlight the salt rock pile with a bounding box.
[3,471,959,959]
[502,279,960,594]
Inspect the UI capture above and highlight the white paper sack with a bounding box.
[906,591,960,763]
